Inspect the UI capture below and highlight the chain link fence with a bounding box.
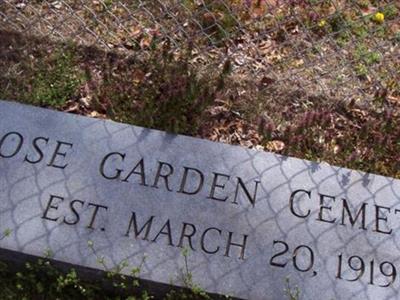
[1,0,399,99]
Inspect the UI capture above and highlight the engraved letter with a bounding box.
[289,189,311,218]
[99,152,125,180]
[125,212,154,240]
[24,137,49,164]
[201,227,221,255]
[232,177,260,206]
[341,199,367,230]
[208,172,230,202]
[178,166,204,195]
[224,232,248,260]
[152,219,174,246]
[63,200,85,225]
[42,194,64,222]
[122,158,148,186]
[374,205,392,235]
[47,141,73,169]
[152,161,174,191]
[0,132,23,158]
[177,222,197,250]
[317,193,336,224]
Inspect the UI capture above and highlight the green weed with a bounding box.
[353,43,381,77]
[31,48,85,107]
[284,277,300,300]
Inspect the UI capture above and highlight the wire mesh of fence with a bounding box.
[1,0,398,100]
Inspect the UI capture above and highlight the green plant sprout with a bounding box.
[284,277,300,300]
[0,228,12,240]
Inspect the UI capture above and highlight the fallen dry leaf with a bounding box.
[265,140,285,151]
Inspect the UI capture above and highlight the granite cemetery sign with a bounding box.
[1,99,400,299]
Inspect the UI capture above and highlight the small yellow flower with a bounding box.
[372,12,384,24]
[318,19,326,27]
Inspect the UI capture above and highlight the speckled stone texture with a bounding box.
[1,100,400,300]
